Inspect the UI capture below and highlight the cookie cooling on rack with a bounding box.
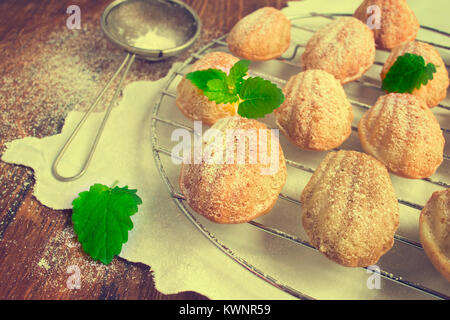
[420,188,450,282]
[179,117,287,224]
[381,41,449,108]
[274,69,353,151]
[353,0,419,49]
[176,52,240,125]
[300,150,399,267]
[301,17,375,84]
[358,93,444,179]
[227,7,291,61]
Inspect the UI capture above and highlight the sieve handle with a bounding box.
[52,53,136,182]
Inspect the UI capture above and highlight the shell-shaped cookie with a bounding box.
[358,93,444,179]
[274,69,353,151]
[381,41,449,108]
[420,189,450,282]
[176,52,240,125]
[180,117,287,224]
[353,0,419,49]
[300,150,399,267]
[227,7,291,61]
[301,17,375,84]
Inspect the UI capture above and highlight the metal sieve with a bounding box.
[52,0,201,181]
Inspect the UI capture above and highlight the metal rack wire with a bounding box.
[151,13,450,300]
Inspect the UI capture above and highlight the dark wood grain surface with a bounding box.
[0,0,290,300]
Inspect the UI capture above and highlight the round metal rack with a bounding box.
[151,13,450,300]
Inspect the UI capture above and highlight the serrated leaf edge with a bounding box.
[71,184,142,264]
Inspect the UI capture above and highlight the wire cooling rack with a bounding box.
[151,13,450,300]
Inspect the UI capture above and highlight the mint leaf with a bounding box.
[186,68,239,104]
[382,53,437,93]
[204,78,240,104]
[227,59,251,93]
[238,77,285,119]
[186,69,227,91]
[418,62,436,89]
[72,183,142,264]
[186,60,250,104]
[185,60,284,119]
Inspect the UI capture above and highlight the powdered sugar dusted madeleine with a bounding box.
[354,0,419,49]
[176,52,240,125]
[301,17,375,84]
[381,41,449,108]
[227,7,291,61]
[300,150,399,267]
[358,93,444,179]
[274,69,353,151]
[180,117,287,224]
[420,189,450,282]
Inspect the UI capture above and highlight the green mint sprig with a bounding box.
[382,53,437,93]
[186,59,284,119]
[72,182,142,264]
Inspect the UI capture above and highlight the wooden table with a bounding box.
[0,0,290,300]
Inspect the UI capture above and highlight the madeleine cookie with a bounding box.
[274,69,353,151]
[353,0,419,49]
[227,7,291,61]
[180,117,287,224]
[300,150,399,267]
[301,17,375,84]
[176,52,240,125]
[358,93,444,179]
[420,189,450,282]
[381,41,449,108]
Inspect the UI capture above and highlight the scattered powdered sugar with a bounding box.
[0,15,215,150]
[37,258,51,271]
[33,227,118,293]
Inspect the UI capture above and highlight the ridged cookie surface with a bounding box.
[274,69,353,151]
[176,52,240,125]
[227,7,291,61]
[358,93,444,179]
[420,189,450,282]
[180,117,287,224]
[300,150,399,267]
[381,41,449,108]
[301,17,375,84]
[354,0,419,49]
